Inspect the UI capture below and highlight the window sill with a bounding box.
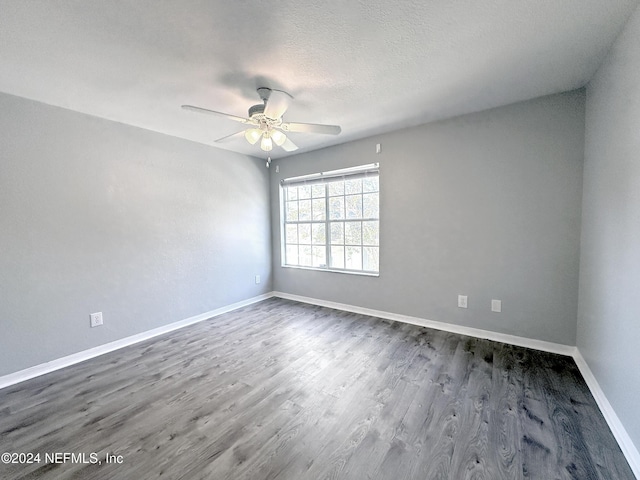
[280,264,379,277]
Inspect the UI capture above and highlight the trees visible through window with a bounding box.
[281,165,379,274]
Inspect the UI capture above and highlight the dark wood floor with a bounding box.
[0,298,635,479]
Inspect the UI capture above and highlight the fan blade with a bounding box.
[214,131,246,143]
[280,122,341,135]
[182,105,251,123]
[264,90,292,119]
[281,138,298,152]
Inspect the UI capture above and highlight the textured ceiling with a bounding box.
[0,0,637,159]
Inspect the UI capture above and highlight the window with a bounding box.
[281,164,379,274]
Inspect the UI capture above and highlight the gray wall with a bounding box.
[0,93,272,376]
[578,6,640,449]
[271,91,585,345]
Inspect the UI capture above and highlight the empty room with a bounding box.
[1,1,639,479]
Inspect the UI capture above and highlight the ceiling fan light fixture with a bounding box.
[244,128,262,145]
[183,87,341,156]
[261,136,273,152]
[271,129,287,146]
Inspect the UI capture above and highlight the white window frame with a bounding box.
[280,163,379,276]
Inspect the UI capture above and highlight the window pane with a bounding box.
[299,245,312,266]
[345,194,363,219]
[362,221,379,246]
[328,181,344,196]
[286,245,298,265]
[346,246,362,270]
[312,198,326,220]
[299,223,311,244]
[345,178,362,194]
[363,176,379,193]
[345,221,362,245]
[363,193,379,219]
[298,185,311,199]
[330,246,344,269]
[285,224,298,244]
[330,222,344,244]
[312,184,326,198]
[312,246,326,267]
[287,186,298,200]
[329,197,345,219]
[286,201,298,222]
[299,199,311,221]
[312,224,326,245]
[363,247,379,272]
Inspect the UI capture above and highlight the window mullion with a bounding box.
[360,194,364,269]
[325,182,330,269]
[342,190,347,269]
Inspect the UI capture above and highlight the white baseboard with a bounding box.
[0,292,275,390]
[273,291,576,356]
[573,350,640,478]
[3,290,637,477]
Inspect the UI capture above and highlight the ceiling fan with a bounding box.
[182,87,341,156]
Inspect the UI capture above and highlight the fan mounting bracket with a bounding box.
[257,87,272,103]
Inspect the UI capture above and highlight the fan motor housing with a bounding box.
[248,104,265,118]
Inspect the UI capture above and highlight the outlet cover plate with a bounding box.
[90,312,103,328]
[491,299,502,313]
[458,295,468,308]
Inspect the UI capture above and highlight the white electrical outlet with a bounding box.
[376,143,381,153]
[458,295,468,309]
[90,312,103,328]
[255,275,261,284]
[491,299,502,313]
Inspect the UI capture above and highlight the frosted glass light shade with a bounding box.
[271,130,287,146]
[261,136,273,152]
[244,128,262,145]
